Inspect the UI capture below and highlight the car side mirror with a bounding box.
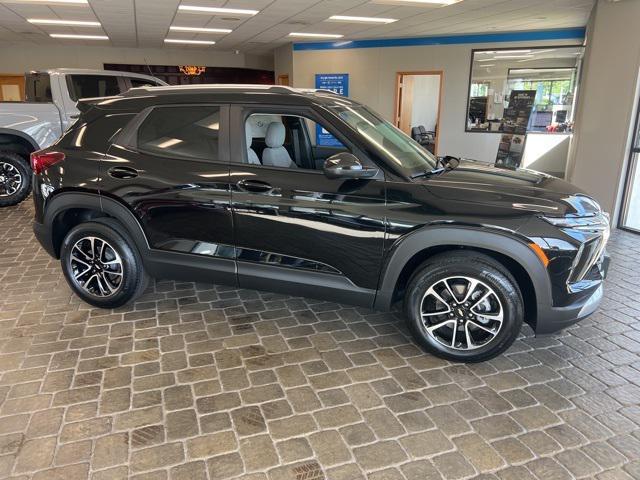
[323,153,378,180]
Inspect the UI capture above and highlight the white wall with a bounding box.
[0,44,273,73]
[293,38,582,164]
[274,44,294,83]
[409,75,440,133]
[566,0,640,220]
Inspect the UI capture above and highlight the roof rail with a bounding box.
[120,84,342,98]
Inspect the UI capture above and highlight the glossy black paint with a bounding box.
[32,85,609,335]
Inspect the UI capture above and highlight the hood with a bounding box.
[419,159,601,217]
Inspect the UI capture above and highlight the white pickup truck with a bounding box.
[0,68,166,206]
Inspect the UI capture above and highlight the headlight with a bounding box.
[541,213,609,231]
[542,213,610,285]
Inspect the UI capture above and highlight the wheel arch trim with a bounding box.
[0,128,40,153]
[43,191,150,257]
[374,226,552,313]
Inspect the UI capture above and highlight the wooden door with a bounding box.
[277,74,290,86]
[0,75,25,101]
[396,75,414,134]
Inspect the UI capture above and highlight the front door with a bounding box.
[230,105,387,306]
[103,104,235,284]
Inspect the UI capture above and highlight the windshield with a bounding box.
[328,103,438,176]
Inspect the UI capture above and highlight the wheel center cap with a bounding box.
[0,176,5,183]
[456,307,466,318]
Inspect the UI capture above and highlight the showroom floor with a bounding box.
[0,200,639,480]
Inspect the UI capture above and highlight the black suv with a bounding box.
[31,85,610,362]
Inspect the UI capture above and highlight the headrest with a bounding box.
[245,124,253,148]
[265,122,285,148]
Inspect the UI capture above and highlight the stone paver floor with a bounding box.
[1,199,640,480]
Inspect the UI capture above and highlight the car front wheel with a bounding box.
[60,220,148,308]
[404,251,524,362]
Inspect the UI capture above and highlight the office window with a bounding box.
[136,106,221,161]
[470,81,490,97]
[466,45,584,134]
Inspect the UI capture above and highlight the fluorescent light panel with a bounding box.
[178,5,258,15]
[28,18,100,26]
[1,0,87,3]
[50,33,108,39]
[493,55,534,59]
[169,26,232,33]
[164,38,215,45]
[375,0,462,5]
[328,15,397,24]
[289,32,344,38]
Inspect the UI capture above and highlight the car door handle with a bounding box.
[237,179,273,193]
[108,166,138,179]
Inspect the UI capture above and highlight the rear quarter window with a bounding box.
[24,74,52,102]
[65,113,135,152]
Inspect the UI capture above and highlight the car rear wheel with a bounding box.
[60,220,148,308]
[404,251,523,362]
[0,152,31,207]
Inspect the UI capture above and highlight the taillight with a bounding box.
[30,151,65,174]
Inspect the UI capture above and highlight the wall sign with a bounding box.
[315,73,349,146]
[179,66,206,76]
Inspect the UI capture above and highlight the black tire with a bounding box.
[60,220,148,309]
[0,151,32,207]
[404,251,523,363]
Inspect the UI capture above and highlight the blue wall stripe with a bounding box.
[293,28,586,51]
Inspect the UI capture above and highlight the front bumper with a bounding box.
[535,253,610,335]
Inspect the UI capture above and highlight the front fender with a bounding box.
[373,225,552,315]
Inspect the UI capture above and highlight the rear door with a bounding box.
[102,103,235,284]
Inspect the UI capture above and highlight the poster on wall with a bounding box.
[495,89,536,169]
[315,73,349,146]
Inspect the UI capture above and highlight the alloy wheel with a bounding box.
[420,275,504,350]
[0,162,23,197]
[69,236,124,297]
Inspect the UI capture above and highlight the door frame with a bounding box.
[619,90,640,233]
[394,70,444,156]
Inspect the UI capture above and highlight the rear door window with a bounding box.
[67,75,121,100]
[134,105,222,161]
[128,78,161,88]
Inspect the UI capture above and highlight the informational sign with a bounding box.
[503,90,536,135]
[315,73,349,146]
[495,90,536,169]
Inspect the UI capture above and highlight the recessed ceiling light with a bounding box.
[374,0,462,5]
[169,26,232,33]
[178,5,259,15]
[50,33,108,40]
[482,64,495,67]
[28,19,100,26]
[164,38,216,45]
[328,15,397,24]
[289,32,344,39]
[497,49,531,54]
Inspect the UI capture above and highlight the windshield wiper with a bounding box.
[411,167,445,179]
